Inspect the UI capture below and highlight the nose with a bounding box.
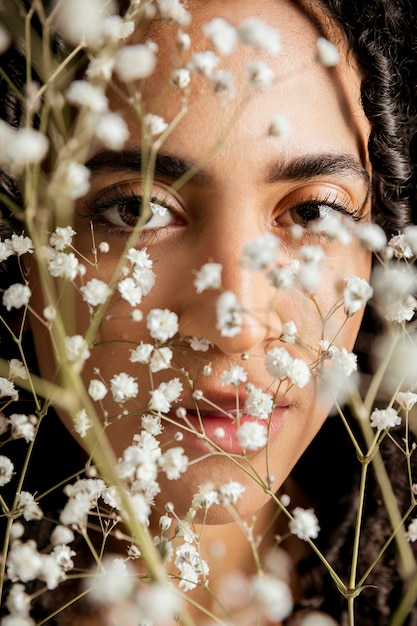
[177,216,282,356]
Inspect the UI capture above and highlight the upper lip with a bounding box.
[174,390,292,412]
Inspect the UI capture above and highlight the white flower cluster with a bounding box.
[118,248,156,307]
[265,347,311,388]
[0,121,48,175]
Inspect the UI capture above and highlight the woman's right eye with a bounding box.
[85,182,179,233]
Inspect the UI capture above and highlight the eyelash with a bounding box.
[280,193,362,228]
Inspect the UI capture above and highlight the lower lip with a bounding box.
[162,407,289,455]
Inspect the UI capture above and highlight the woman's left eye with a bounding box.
[276,195,361,230]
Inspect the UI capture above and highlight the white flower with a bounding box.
[9,414,36,442]
[4,582,31,618]
[0,377,18,398]
[281,320,297,344]
[175,543,208,591]
[6,540,43,583]
[73,408,93,438]
[356,222,387,252]
[118,277,143,306]
[210,69,235,96]
[244,384,273,419]
[143,113,168,137]
[58,161,91,200]
[237,421,267,450]
[246,61,275,90]
[330,346,358,377]
[370,407,401,430]
[130,343,154,364]
[403,225,417,255]
[81,278,111,306]
[147,308,179,342]
[0,240,13,263]
[43,305,56,321]
[0,455,14,486]
[65,334,91,365]
[241,233,280,270]
[54,0,116,48]
[396,391,417,411]
[100,15,135,43]
[300,245,325,264]
[90,558,136,605]
[316,37,340,67]
[16,491,43,521]
[66,80,108,112]
[158,447,188,479]
[51,544,76,571]
[187,51,220,77]
[50,525,75,546]
[388,233,413,259]
[135,582,183,622]
[194,262,222,293]
[110,373,138,403]
[176,31,191,51]
[287,358,311,388]
[156,0,191,26]
[9,359,27,380]
[149,378,183,413]
[47,250,80,280]
[188,336,213,352]
[115,44,157,82]
[289,507,320,540]
[191,484,219,510]
[7,128,49,174]
[238,17,281,54]
[343,276,373,316]
[149,347,173,372]
[250,574,293,621]
[406,518,417,542]
[203,18,237,55]
[2,284,31,311]
[216,291,242,337]
[9,233,34,256]
[268,113,290,139]
[141,414,163,435]
[94,112,129,150]
[171,68,191,89]
[221,365,247,386]
[265,347,293,379]
[49,226,76,251]
[217,481,245,505]
[267,264,296,290]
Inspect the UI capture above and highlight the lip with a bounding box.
[161,393,291,455]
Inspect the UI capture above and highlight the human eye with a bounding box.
[84,180,182,235]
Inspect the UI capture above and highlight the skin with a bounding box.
[27,0,372,618]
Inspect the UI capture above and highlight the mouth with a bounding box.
[161,394,291,456]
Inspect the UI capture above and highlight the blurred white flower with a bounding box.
[171,68,191,89]
[0,378,18,399]
[66,80,108,112]
[50,525,75,546]
[50,161,91,200]
[54,0,117,48]
[237,421,267,450]
[143,113,168,137]
[216,291,242,337]
[188,336,213,352]
[16,492,43,521]
[4,582,31,618]
[81,278,112,306]
[156,0,191,26]
[158,447,188,479]
[194,262,222,293]
[356,222,387,252]
[343,276,373,317]
[217,481,245,505]
[188,51,220,77]
[49,226,76,251]
[406,518,417,542]
[281,320,297,344]
[130,343,154,364]
[149,347,173,372]
[175,542,208,591]
[370,407,401,430]
[388,233,413,259]
[0,455,14,486]
[372,264,417,323]
[316,37,340,67]
[2,284,31,311]
[289,507,320,540]
[94,112,130,150]
[0,23,11,54]
[250,574,292,621]
[396,391,417,411]
[114,44,157,82]
[203,18,237,55]
[265,347,293,379]
[247,60,275,90]
[221,365,248,386]
[287,358,311,388]
[73,409,93,438]
[268,113,290,139]
[237,18,281,54]
[6,540,43,583]
[210,69,235,96]
[65,335,91,365]
[5,128,49,175]
[241,232,280,270]
[9,414,35,442]
[8,359,27,380]
[89,557,135,605]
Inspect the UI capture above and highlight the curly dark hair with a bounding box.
[0,1,417,625]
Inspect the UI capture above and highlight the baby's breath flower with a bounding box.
[130,342,154,364]
[356,222,387,252]
[65,334,91,365]
[53,161,91,200]
[217,481,245,505]
[214,427,225,439]
[50,525,75,546]
[43,305,56,321]
[403,225,417,255]
[246,60,275,90]
[203,18,237,55]
[87,380,107,403]
[221,364,248,386]
[287,358,311,388]
[94,112,130,150]
[143,113,168,137]
[89,558,136,605]
[141,414,163,436]
[216,291,242,337]
[316,37,340,67]
[289,507,320,540]
[188,50,220,77]
[156,0,191,26]
[0,455,14,486]
[238,18,281,54]
[388,233,413,259]
[115,44,157,82]
[237,421,268,451]
[244,384,273,419]
[9,414,35,442]
[171,68,191,89]
[343,276,373,317]
[396,391,417,411]
[406,518,417,542]
[2,284,31,311]
[6,540,43,583]
[330,346,358,377]
[210,69,235,96]
[0,23,11,54]
[118,277,143,306]
[176,31,191,51]
[66,80,108,112]
[175,542,209,591]
[4,583,31,618]
[188,336,213,352]
[147,308,179,342]
[281,320,297,344]
[149,378,183,413]
[267,264,296,290]
[54,0,116,48]
[149,346,173,372]
[9,234,34,256]
[0,377,18,399]
[191,484,219,510]
[250,574,293,621]
[372,265,417,323]
[370,407,401,430]
[8,359,27,380]
[49,226,76,251]
[16,491,43,521]
[51,544,76,572]
[110,372,138,403]
[241,233,280,270]
[73,408,93,438]
[265,347,292,379]
[268,113,290,138]
[6,128,49,174]
[194,262,222,293]
[158,447,188,479]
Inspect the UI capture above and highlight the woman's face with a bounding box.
[29,0,371,522]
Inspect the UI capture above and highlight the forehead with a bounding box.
[111,0,369,175]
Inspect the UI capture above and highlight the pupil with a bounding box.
[119,199,142,226]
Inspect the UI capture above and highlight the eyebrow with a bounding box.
[86,149,370,189]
